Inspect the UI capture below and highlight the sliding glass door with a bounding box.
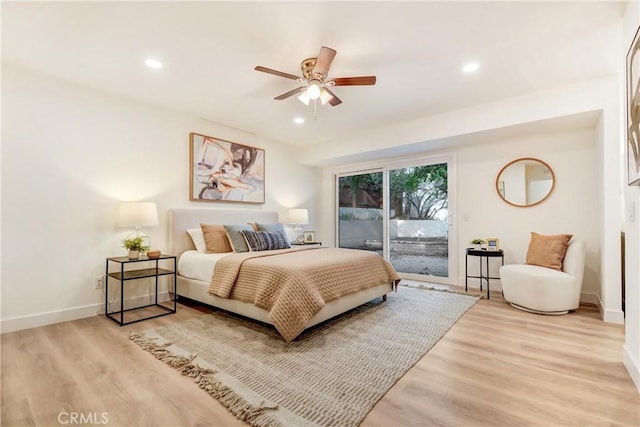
[337,171,383,254]
[388,163,449,279]
[335,157,453,283]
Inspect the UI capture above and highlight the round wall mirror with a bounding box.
[496,158,555,207]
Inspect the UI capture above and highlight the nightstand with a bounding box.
[465,248,504,299]
[105,254,177,325]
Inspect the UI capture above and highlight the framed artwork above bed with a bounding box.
[189,132,265,203]
[627,26,640,186]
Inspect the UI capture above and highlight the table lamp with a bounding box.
[287,208,309,243]
[118,202,158,255]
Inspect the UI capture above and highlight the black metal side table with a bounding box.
[105,254,177,325]
[465,248,504,299]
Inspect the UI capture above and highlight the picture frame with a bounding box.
[485,238,500,251]
[626,26,640,185]
[303,231,316,243]
[189,132,265,203]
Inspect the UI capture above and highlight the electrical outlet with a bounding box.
[95,275,104,290]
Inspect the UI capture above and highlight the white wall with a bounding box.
[317,76,621,302]
[623,0,640,393]
[1,65,322,332]
[321,128,599,298]
[457,129,600,298]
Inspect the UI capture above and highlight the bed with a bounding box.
[169,208,400,341]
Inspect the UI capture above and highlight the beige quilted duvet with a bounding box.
[208,247,401,341]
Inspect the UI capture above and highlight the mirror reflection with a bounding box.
[496,158,555,207]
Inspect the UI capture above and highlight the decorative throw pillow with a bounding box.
[526,232,573,271]
[186,228,207,253]
[255,222,289,242]
[200,224,233,253]
[223,224,255,253]
[240,230,291,251]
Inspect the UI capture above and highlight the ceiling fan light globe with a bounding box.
[306,82,321,100]
[298,92,311,106]
[319,88,333,106]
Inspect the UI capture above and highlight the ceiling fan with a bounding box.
[254,46,376,107]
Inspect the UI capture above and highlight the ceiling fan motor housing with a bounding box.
[301,57,319,80]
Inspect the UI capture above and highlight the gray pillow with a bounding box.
[223,224,255,253]
[255,222,289,242]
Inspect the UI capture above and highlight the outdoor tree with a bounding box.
[390,164,448,220]
[339,164,448,220]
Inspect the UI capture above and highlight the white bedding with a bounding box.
[177,250,230,282]
[170,209,393,337]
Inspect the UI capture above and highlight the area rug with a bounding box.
[129,287,479,427]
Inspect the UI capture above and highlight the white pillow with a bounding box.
[186,228,207,253]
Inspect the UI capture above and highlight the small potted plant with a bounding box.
[122,235,150,259]
[469,238,486,251]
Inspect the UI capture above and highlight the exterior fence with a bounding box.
[338,217,448,248]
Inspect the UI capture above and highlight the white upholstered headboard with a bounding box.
[169,208,280,257]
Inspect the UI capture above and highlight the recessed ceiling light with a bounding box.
[293,117,304,124]
[145,58,163,69]
[462,62,479,73]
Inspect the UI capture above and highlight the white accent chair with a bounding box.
[499,239,586,314]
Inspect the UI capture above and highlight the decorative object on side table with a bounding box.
[303,230,316,243]
[469,238,486,251]
[146,250,161,259]
[122,235,150,259]
[485,237,500,251]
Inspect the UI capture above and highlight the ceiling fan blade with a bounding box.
[274,86,306,100]
[323,88,342,106]
[255,66,300,81]
[331,76,377,86]
[313,46,337,77]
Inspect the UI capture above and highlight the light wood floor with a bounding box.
[2,287,639,427]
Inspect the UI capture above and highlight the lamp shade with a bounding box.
[297,91,311,106]
[306,82,321,100]
[287,208,309,225]
[118,202,158,228]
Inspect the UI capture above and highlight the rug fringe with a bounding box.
[129,331,281,427]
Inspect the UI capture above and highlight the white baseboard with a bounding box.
[623,345,640,394]
[592,292,625,324]
[602,308,625,324]
[1,303,101,334]
[1,291,172,334]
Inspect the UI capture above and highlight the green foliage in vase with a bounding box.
[469,238,486,245]
[122,235,150,252]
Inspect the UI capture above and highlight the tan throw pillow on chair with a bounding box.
[526,232,573,271]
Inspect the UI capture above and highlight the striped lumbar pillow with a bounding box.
[240,230,291,251]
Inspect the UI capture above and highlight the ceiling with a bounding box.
[2,1,625,147]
